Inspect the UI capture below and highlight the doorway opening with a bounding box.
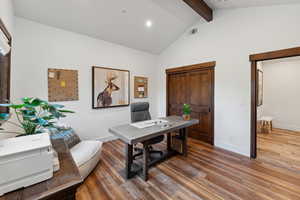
[250,47,300,161]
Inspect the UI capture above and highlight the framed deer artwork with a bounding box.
[92,66,130,109]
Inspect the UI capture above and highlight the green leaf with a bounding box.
[21,121,38,135]
[22,97,33,104]
[50,104,65,109]
[42,116,55,121]
[37,118,49,126]
[21,109,36,115]
[30,98,44,106]
[183,104,191,115]
[0,113,10,120]
[5,97,74,133]
[10,104,25,109]
[58,109,75,113]
[54,112,65,118]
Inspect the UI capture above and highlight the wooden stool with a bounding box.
[258,116,273,134]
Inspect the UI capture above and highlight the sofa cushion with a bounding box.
[50,129,81,149]
[70,140,102,168]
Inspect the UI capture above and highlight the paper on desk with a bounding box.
[130,119,168,129]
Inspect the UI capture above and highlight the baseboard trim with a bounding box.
[274,122,300,132]
[215,142,250,157]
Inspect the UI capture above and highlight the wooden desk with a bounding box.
[109,116,199,181]
[0,139,83,200]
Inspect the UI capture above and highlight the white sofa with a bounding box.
[70,140,103,179]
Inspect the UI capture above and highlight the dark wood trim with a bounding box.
[250,46,300,158]
[166,61,215,145]
[251,61,257,158]
[166,61,216,74]
[166,73,170,116]
[180,128,188,156]
[250,47,300,62]
[0,18,12,114]
[142,144,149,181]
[125,144,133,179]
[182,0,213,22]
[92,66,130,109]
[211,67,215,146]
[0,18,12,44]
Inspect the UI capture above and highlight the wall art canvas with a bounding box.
[92,66,130,109]
[134,76,148,98]
[257,69,263,106]
[48,69,79,102]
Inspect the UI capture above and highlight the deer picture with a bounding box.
[97,72,120,107]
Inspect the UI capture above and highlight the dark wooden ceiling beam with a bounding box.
[182,0,213,22]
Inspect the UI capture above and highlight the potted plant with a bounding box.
[0,97,74,136]
[182,104,191,121]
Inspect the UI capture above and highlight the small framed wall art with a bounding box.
[134,76,148,98]
[92,66,130,109]
[48,68,79,102]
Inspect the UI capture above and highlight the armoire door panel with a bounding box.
[187,70,213,144]
[167,66,214,145]
[167,73,188,116]
[189,70,211,106]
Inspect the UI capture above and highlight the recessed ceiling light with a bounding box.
[145,20,152,28]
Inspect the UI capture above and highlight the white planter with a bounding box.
[0,133,53,196]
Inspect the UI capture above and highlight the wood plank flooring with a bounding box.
[257,128,300,174]
[77,137,300,200]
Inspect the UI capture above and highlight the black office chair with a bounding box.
[131,102,164,160]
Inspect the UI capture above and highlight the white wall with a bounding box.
[12,17,158,140]
[261,56,300,131]
[157,4,300,156]
[0,0,14,34]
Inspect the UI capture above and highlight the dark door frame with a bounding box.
[249,47,300,158]
[166,61,216,145]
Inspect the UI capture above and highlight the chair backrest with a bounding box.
[131,102,151,123]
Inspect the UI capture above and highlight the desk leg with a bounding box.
[125,144,133,179]
[167,133,172,151]
[142,144,149,181]
[181,128,188,157]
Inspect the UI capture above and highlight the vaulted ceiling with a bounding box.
[13,0,300,54]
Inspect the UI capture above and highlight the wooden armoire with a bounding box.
[166,62,215,145]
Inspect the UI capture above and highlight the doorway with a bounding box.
[250,47,300,158]
[166,61,215,145]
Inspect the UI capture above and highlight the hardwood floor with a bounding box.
[76,138,300,200]
[257,128,300,174]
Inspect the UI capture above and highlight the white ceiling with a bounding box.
[13,0,202,54]
[13,0,300,54]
